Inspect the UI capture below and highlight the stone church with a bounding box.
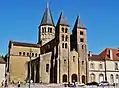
[7,6,88,84]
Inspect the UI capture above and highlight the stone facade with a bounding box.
[7,41,40,83]
[7,7,88,84]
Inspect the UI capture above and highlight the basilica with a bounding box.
[7,6,88,84]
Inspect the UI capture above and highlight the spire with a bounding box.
[57,12,70,26]
[40,3,54,26]
[74,16,85,29]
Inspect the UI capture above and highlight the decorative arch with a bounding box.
[110,74,114,83]
[71,74,77,82]
[82,75,85,83]
[99,74,104,82]
[63,74,67,82]
[90,73,95,82]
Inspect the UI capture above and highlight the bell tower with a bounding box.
[72,16,88,84]
[56,12,70,83]
[38,4,55,45]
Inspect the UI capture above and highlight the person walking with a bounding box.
[18,81,20,87]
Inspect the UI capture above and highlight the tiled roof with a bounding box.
[73,16,85,29]
[10,40,40,48]
[0,58,6,64]
[40,8,54,26]
[89,48,119,61]
[57,12,69,26]
[88,55,104,61]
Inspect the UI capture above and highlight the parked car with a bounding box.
[99,81,109,86]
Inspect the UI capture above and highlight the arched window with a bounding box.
[65,28,68,33]
[62,35,64,41]
[35,53,37,57]
[116,74,119,79]
[82,75,85,83]
[32,53,34,57]
[62,27,64,32]
[65,35,68,41]
[73,56,75,62]
[44,27,46,32]
[82,45,84,49]
[116,74,119,83]
[65,43,67,48]
[64,59,66,64]
[23,52,25,56]
[63,74,67,82]
[50,28,52,33]
[27,52,29,56]
[62,43,64,48]
[110,74,114,83]
[19,52,22,56]
[42,27,44,33]
[46,64,49,72]
[90,73,95,82]
[99,74,104,82]
[72,74,77,82]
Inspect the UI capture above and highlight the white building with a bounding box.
[88,48,119,84]
[0,58,6,86]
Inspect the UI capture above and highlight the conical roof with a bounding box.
[57,12,69,26]
[40,7,54,26]
[74,16,85,29]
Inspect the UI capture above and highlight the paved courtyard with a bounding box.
[3,83,119,88]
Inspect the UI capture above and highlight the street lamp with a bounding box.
[29,49,32,88]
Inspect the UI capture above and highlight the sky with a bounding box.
[0,0,119,55]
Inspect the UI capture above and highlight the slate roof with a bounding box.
[74,16,85,29]
[40,8,54,26]
[0,58,6,64]
[9,40,40,48]
[57,12,70,26]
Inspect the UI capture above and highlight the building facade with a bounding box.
[0,58,6,86]
[7,6,88,84]
[89,48,119,84]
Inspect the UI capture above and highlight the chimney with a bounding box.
[109,49,113,60]
[89,51,92,57]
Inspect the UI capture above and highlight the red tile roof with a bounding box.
[89,48,119,61]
